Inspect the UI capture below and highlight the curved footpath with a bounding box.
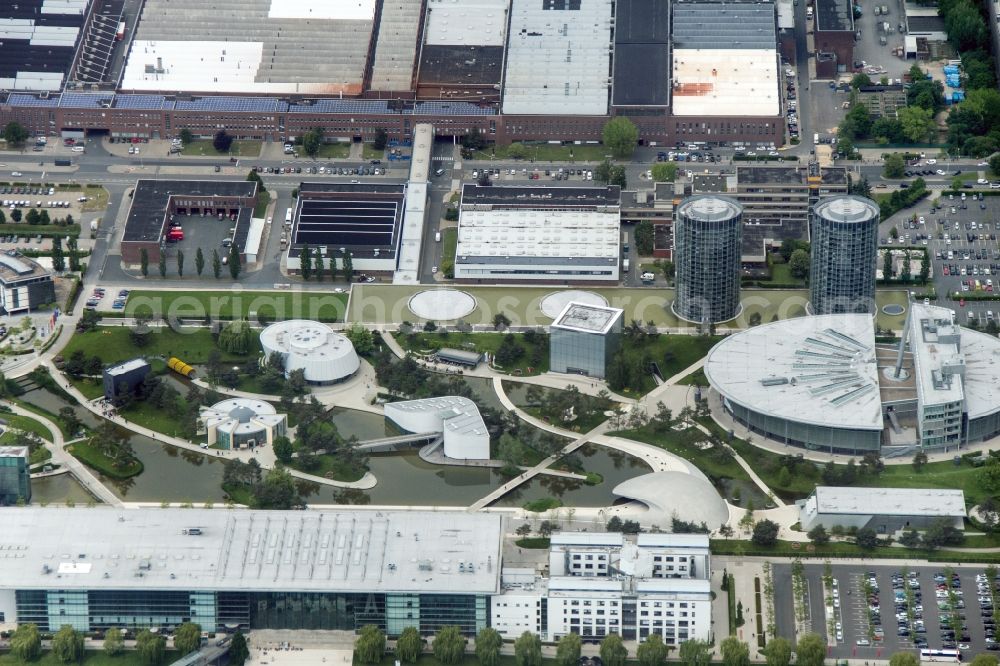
[4,401,122,506]
[39,359,377,490]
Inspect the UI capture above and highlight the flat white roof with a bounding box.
[550,532,625,547]
[811,486,966,517]
[704,314,882,431]
[456,209,620,260]
[552,302,624,335]
[672,48,780,116]
[502,0,613,115]
[267,0,376,20]
[106,358,150,376]
[909,303,1000,419]
[424,0,509,46]
[0,507,503,594]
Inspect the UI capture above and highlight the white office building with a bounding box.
[491,533,712,645]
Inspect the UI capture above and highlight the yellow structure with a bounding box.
[167,357,195,378]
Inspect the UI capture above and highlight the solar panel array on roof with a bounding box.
[114,94,173,110]
[672,2,777,49]
[294,199,400,248]
[173,97,286,113]
[59,92,114,108]
[0,0,85,90]
[5,93,60,107]
[287,99,391,114]
[414,101,496,115]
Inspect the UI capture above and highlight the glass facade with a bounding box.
[809,195,879,315]
[724,397,882,454]
[550,325,622,379]
[673,196,742,324]
[16,589,487,635]
[0,450,30,505]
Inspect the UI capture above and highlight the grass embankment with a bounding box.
[710,538,1000,563]
[63,327,248,366]
[523,497,562,512]
[80,186,109,212]
[119,289,348,322]
[758,262,806,287]
[472,143,609,162]
[181,140,261,157]
[65,440,143,479]
[397,331,549,375]
[440,227,457,277]
[516,537,552,549]
[362,144,384,160]
[253,190,271,218]
[0,413,55,442]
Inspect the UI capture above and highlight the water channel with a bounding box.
[23,380,651,507]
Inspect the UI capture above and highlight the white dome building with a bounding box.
[200,398,287,450]
[259,319,360,384]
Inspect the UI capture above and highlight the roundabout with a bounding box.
[540,290,608,319]
[408,289,477,320]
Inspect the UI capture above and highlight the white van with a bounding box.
[435,231,442,242]
[813,133,820,145]
[434,168,445,177]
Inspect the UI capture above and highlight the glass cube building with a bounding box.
[549,302,624,379]
[673,195,743,324]
[0,446,30,505]
[809,195,879,315]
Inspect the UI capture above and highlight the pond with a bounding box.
[23,387,653,508]
[31,473,100,505]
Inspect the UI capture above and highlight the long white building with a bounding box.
[491,532,712,645]
[454,185,621,282]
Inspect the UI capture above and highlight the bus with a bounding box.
[921,649,961,663]
[285,207,292,225]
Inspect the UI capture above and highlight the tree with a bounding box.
[855,526,878,549]
[373,128,389,151]
[174,622,202,655]
[229,632,250,666]
[752,519,780,546]
[212,249,222,279]
[762,637,792,666]
[912,450,929,471]
[850,72,873,88]
[555,633,582,666]
[213,129,233,152]
[251,467,303,509]
[807,524,830,545]
[899,528,922,549]
[176,249,185,277]
[302,127,325,157]
[794,633,826,666]
[898,106,936,143]
[720,637,750,666]
[178,129,194,145]
[136,629,167,665]
[678,639,712,666]
[158,251,167,278]
[635,220,654,255]
[432,626,467,665]
[301,245,313,280]
[11,623,41,661]
[344,323,375,355]
[602,117,639,158]
[637,634,668,666]
[67,236,80,271]
[195,247,205,276]
[9,209,20,223]
[229,243,241,279]
[356,625,386,664]
[789,248,810,279]
[52,625,85,663]
[476,628,503,666]
[315,253,325,282]
[889,653,920,666]
[990,154,1000,177]
[514,632,542,666]
[884,153,905,178]
[104,628,125,657]
[600,633,628,666]
[273,436,293,463]
[3,121,29,146]
[651,162,678,182]
[218,319,254,354]
[51,236,65,272]
[396,627,423,663]
[343,251,353,281]
[140,248,149,277]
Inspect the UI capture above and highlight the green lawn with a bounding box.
[285,451,367,483]
[66,440,143,479]
[120,401,189,438]
[68,377,106,400]
[315,142,351,159]
[440,227,457,277]
[396,331,549,375]
[63,327,250,366]
[760,262,806,286]
[81,186,109,213]
[0,651,179,666]
[0,223,80,239]
[710,538,1000,563]
[120,289,348,322]
[0,413,54,442]
[362,144,384,160]
[12,399,72,438]
[253,190,271,218]
[472,143,611,162]
[181,140,262,157]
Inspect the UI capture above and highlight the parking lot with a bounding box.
[775,563,999,658]
[879,189,1000,326]
[162,212,243,266]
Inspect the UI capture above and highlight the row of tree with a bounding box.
[300,245,353,281]
[139,246,241,280]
